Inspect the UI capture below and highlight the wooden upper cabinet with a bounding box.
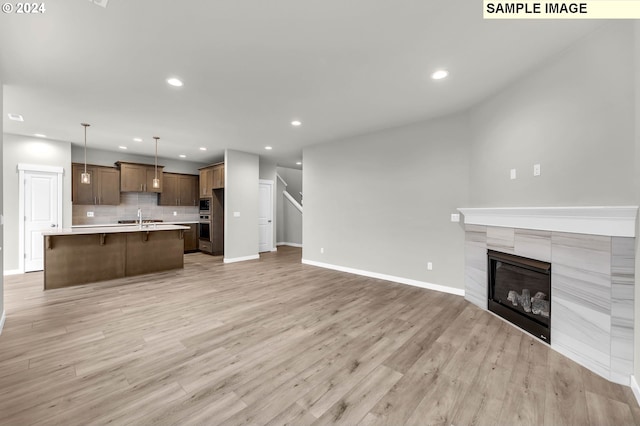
[199,163,224,196]
[117,162,163,193]
[199,167,212,197]
[178,174,198,206]
[159,173,198,206]
[97,167,121,205]
[212,164,225,189]
[72,163,120,205]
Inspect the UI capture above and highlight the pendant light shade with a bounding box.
[81,123,91,184]
[152,136,160,189]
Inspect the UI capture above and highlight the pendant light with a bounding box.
[80,123,91,184]
[152,136,160,189]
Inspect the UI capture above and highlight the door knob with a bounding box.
[268,220,272,223]
[51,224,57,227]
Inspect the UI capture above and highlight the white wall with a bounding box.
[469,23,635,207]
[224,149,259,262]
[71,145,206,174]
[303,112,470,290]
[277,167,302,204]
[0,77,4,329]
[3,133,73,272]
[302,22,636,297]
[276,167,302,246]
[634,21,640,389]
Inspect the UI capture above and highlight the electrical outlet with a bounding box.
[87,211,94,217]
[173,211,177,216]
[320,247,324,254]
[427,262,433,271]
[451,213,460,222]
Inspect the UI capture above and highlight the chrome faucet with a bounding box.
[137,208,142,228]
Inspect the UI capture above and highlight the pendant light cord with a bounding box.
[154,137,159,179]
[81,123,90,174]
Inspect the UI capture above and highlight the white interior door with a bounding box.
[24,171,59,272]
[258,180,273,253]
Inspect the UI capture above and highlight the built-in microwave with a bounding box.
[199,198,211,214]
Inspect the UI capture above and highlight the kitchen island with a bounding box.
[42,224,189,290]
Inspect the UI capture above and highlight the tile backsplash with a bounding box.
[73,193,199,225]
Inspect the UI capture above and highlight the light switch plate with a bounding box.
[173,211,177,216]
[534,164,541,176]
[427,262,433,271]
[510,169,517,180]
[451,213,460,222]
[87,211,94,217]
[233,212,240,217]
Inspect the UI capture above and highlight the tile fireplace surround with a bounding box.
[458,206,637,386]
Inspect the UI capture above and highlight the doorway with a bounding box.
[18,164,63,272]
[258,180,274,253]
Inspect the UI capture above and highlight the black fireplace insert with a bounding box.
[488,250,551,342]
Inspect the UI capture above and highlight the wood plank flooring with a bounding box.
[0,246,638,425]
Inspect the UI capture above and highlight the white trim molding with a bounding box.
[223,254,260,264]
[457,206,638,237]
[0,311,5,335]
[301,259,465,297]
[276,173,288,187]
[631,376,640,407]
[17,163,64,174]
[283,191,303,213]
[277,242,303,248]
[3,269,23,276]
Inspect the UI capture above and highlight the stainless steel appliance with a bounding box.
[199,213,213,254]
[199,197,211,214]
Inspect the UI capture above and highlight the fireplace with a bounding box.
[488,250,551,343]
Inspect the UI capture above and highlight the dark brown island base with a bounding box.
[42,224,189,290]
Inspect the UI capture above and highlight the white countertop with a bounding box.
[44,224,190,236]
[71,220,199,228]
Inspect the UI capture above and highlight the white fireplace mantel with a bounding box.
[457,206,638,237]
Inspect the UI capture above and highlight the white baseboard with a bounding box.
[301,258,465,297]
[223,254,260,264]
[277,242,303,248]
[3,269,23,276]
[631,376,640,407]
[0,310,5,335]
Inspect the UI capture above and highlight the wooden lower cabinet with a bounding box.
[182,224,198,252]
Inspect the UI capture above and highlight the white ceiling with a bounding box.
[1,1,603,168]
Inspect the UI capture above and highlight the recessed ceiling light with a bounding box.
[118,146,128,150]
[199,147,207,151]
[133,138,143,142]
[34,133,47,138]
[167,77,183,87]
[291,120,302,127]
[296,161,302,165]
[265,146,273,150]
[431,69,449,80]
[8,113,23,121]
[179,154,186,158]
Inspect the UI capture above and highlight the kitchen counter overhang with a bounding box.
[42,225,190,290]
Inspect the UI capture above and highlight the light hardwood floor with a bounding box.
[1,246,638,425]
